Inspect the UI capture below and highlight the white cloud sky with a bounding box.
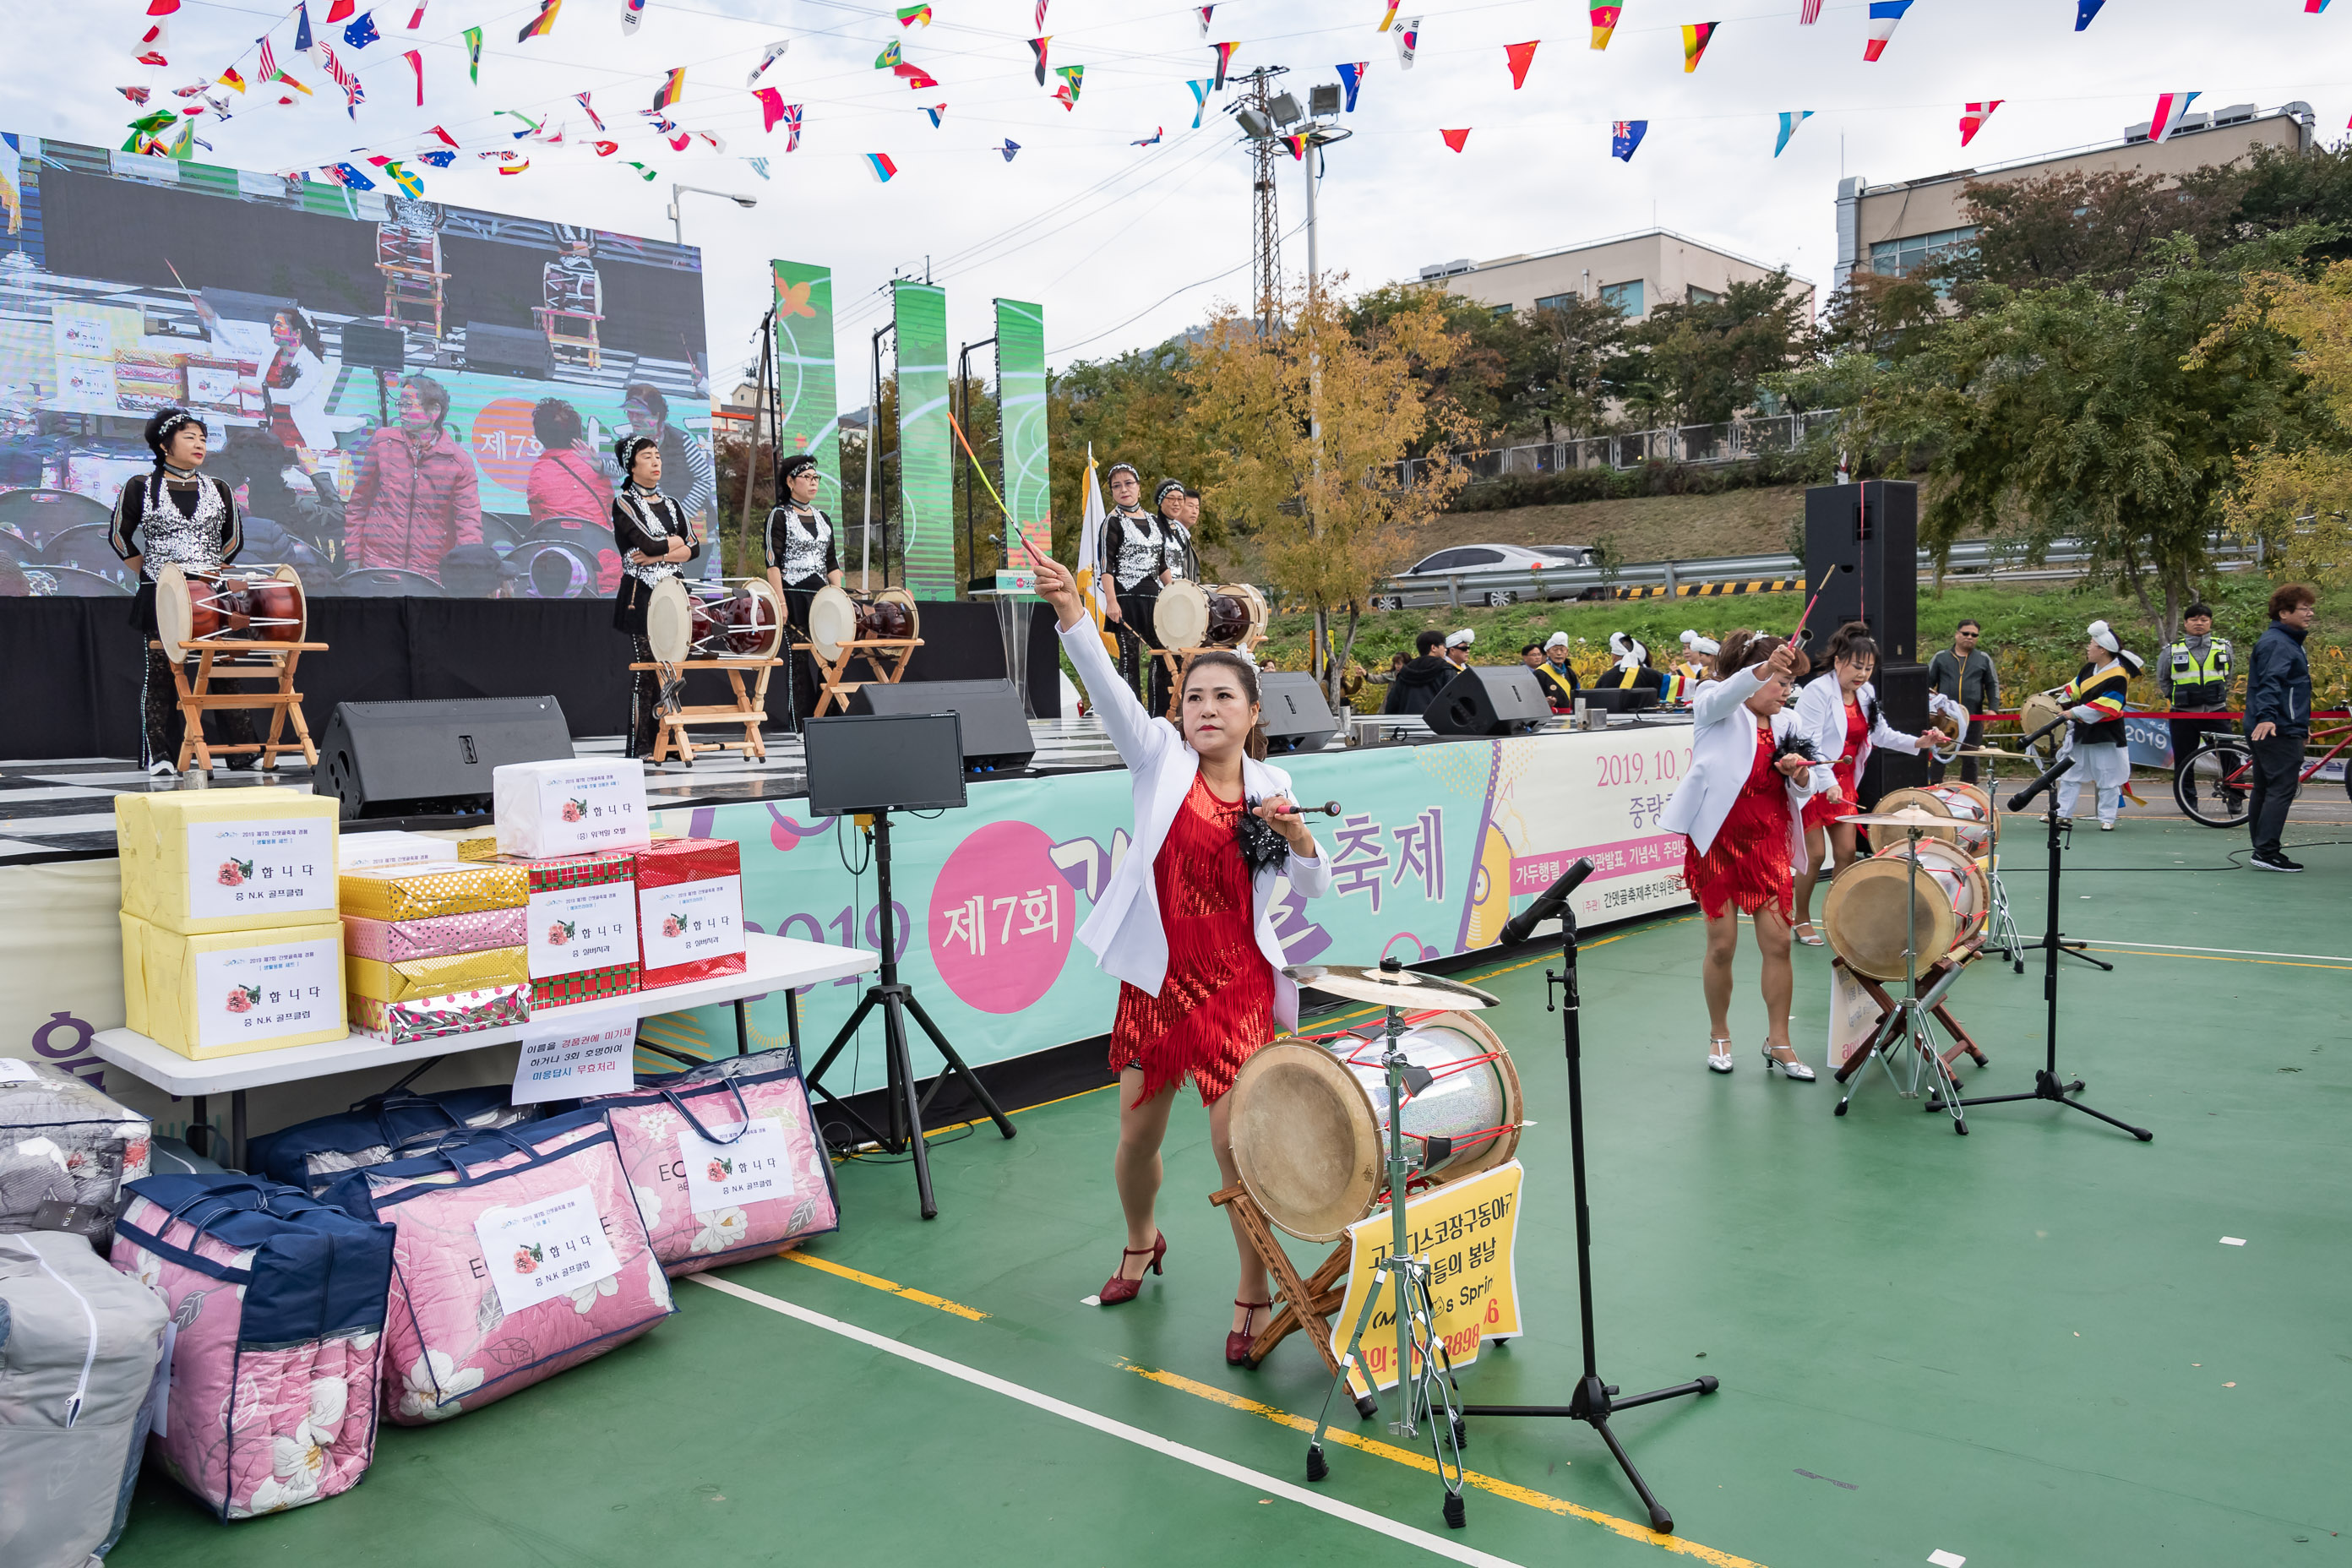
[12,0,2345,411]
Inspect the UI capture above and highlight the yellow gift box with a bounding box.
[455,832,500,862]
[117,787,341,935]
[346,945,530,1005]
[339,862,529,923]
[119,912,347,1059]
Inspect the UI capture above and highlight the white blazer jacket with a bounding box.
[1060,621,1332,1031]
[1793,676,1921,798]
[1658,663,1817,863]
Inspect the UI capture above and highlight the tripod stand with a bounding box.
[803,811,1016,1217]
[1456,860,1716,1535]
[1929,757,2152,1141]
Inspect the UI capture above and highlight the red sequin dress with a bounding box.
[1108,772,1277,1107]
[1801,699,1868,830]
[1681,723,1796,923]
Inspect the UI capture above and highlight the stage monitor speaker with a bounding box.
[1426,667,1550,737]
[315,696,573,819]
[847,678,1036,771]
[1856,662,1933,808]
[462,321,555,380]
[338,321,408,373]
[1257,672,1341,754]
[1803,480,1918,665]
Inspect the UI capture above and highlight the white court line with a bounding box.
[689,1274,1525,1568]
[2076,939,2352,963]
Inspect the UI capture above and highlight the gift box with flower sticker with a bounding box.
[500,850,642,1008]
[631,838,745,988]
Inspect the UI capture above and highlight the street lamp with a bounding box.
[667,182,757,245]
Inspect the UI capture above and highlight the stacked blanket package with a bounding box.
[1,1057,150,1243]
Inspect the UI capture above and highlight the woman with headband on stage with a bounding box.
[1789,622,1935,948]
[1101,463,1168,704]
[1032,552,1331,1365]
[1658,629,1819,1078]
[609,433,700,760]
[765,453,840,727]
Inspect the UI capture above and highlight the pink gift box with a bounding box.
[342,906,529,964]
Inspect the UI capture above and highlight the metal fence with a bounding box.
[1400,409,1844,484]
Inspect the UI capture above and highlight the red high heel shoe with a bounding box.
[1227,1298,1271,1365]
[1098,1232,1168,1304]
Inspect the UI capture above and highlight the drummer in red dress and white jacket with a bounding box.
[1788,623,1937,947]
[1658,630,1820,1079]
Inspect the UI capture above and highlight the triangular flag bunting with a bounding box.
[748,40,787,85]
[119,86,153,104]
[1035,0,1048,27]
[746,155,769,179]
[147,0,179,13]
[1682,23,1717,72]
[426,123,458,145]
[218,67,246,92]
[1057,63,1085,102]
[1133,127,1163,147]
[401,47,421,103]
[1774,110,1812,156]
[754,85,786,131]
[407,2,428,25]
[1198,6,1215,33]
[343,10,380,47]
[1439,127,1470,152]
[1054,83,1076,111]
[1380,3,1398,28]
[575,90,604,130]
[922,103,945,127]
[651,66,684,110]
[866,152,898,182]
[1800,0,1822,19]
[781,103,803,150]
[1864,0,1911,61]
[515,0,560,41]
[1395,18,1419,67]
[1030,37,1050,85]
[1612,118,1647,161]
[1959,100,2000,146]
[623,0,645,31]
[623,161,656,179]
[2073,0,2103,21]
[463,25,482,80]
[1337,62,1366,111]
[1591,6,1621,48]
[499,160,530,175]
[897,4,933,24]
[1282,133,1309,161]
[2148,90,2200,143]
[1211,41,1239,90]
[895,62,938,89]
[1187,79,1213,127]
[294,3,313,52]
[1504,41,1538,90]
[326,0,354,20]
[874,39,901,68]
[1000,138,1021,160]
[417,148,455,166]
[380,159,422,196]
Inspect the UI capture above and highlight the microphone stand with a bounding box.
[1927,754,2153,1141]
[2010,710,2110,972]
[1456,859,1718,1535]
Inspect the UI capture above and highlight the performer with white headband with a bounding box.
[765,453,841,727]
[1101,463,1168,705]
[1595,631,1664,697]
[2049,622,2137,830]
[1664,630,1720,703]
[1442,628,1475,669]
[1533,631,1581,710]
[610,433,700,760]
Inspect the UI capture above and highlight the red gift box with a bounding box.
[633,837,745,988]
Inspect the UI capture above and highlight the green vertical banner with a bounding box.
[891,280,956,599]
[768,259,843,509]
[994,298,1050,574]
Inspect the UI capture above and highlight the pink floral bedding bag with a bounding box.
[110,1175,397,1521]
[319,1108,672,1425]
[587,1048,839,1277]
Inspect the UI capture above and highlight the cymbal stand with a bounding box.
[1832,823,1968,1134]
[1305,988,1471,1530]
[1976,754,2026,973]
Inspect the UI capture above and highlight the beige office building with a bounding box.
[1837,101,2317,288]
[1418,228,1816,325]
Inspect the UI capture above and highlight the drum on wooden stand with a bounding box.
[154,564,308,652]
[1822,836,1990,983]
[1226,1013,1523,1243]
[684,579,785,661]
[1873,784,1995,855]
[806,584,923,663]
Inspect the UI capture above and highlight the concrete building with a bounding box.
[1836,101,2317,290]
[1417,227,1816,325]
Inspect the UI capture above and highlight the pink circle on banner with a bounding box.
[928,819,1072,1013]
[468,397,545,493]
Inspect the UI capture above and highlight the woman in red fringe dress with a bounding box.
[1033,557,1331,1364]
[1658,630,1820,1079]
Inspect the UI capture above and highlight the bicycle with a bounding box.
[2172,716,2352,829]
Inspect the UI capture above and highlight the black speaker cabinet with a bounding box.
[1856,662,1933,808]
[847,678,1036,771]
[462,321,555,379]
[1425,667,1550,737]
[337,320,409,373]
[1257,672,1340,754]
[315,696,573,819]
[1803,480,1918,665]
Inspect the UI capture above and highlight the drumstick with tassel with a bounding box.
[945,407,1033,574]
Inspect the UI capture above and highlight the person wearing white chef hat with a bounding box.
[1595,630,1664,698]
[2049,619,2138,830]
[1442,628,1475,670]
[1665,629,1720,703]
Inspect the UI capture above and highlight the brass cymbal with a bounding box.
[1285,964,1500,1010]
[1951,747,2028,758]
[1846,805,1953,829]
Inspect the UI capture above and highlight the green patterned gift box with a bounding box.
[531,963,640,1010]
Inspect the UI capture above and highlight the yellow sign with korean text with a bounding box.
[1329,1161,1524,1397]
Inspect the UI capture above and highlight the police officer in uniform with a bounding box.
[2161,601,2239,808]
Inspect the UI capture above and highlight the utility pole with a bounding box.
[1229,68,1288,336]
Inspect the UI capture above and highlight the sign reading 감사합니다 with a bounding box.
[471,1184,623,1315]
[1328,1160,1524,1398]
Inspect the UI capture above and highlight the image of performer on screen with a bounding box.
[526,397,620,591]
[344,373,482,579]
[765,453,839,727]
[612,434,699,759]
[614,383,716,579]
[263,308,338,455]
[107,408,259,775]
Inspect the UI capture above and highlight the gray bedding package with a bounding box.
[0,1059,152,1244]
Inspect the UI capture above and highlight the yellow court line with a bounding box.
[781,1250,990,1320]
[2079,947,2352,972]
[1123,1362,1765,1568]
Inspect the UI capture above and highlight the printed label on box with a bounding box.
[639,875,745,971]
[471,1184,622,1315]
[533,764,647,852]
[184,819,335,919]
[511,1010,636,1105]
[192,939,340,1053]
[527,883,640,980]
[678,1116,796,1212]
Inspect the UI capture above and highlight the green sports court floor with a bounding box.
[109,817,2352,1568]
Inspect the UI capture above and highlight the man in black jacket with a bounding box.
[2246,583,2318,871]
[1386,629,1454,716]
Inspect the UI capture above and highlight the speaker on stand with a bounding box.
[315,697,573,819]
[1425,667,1551,737]
[846,679,1037,772]
[1257,672,1341,754]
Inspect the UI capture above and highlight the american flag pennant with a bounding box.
[1034,0,1048,30]
[1504,39,1538,90]
[922,103,945,127]
[1682,23,1718,73]
[1337,62,1366,111]
[1774,109,1812,156]
[1611,118,1647,161]
[2148,90,2200,142]
[1187,79,1213,127]
[1959,100,2001,146]
[1863,0,1911,62]
[575,91,605,130]
[1799,0,1822,19]
[1439,127,1469,152]
[516,0,561,41]
[1211,40,1239,90]
[319,41,363,117]
[1591,5,1621,48]
[401,48,421,104]
[1132,126,1162,146]
[1030,37,1050,85]
[747,39,787,85]
[1197,6,1214,35]
[256,35,276,79]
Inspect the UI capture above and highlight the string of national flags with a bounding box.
[107,0,2341,191]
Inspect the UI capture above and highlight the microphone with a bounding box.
[1500,857,1595,947]
[2007,753,2075,813]
[1268,800,1342,817]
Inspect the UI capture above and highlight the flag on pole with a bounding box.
[748,40,787,84]
[1075,446,1110,629]
[1337,62,1366,110]
[516,0,560,41]
[1187,78,1213,126]
[1591,6,1621,48]
[651,66,684,111]
[1774,109,1811,155]
[1056,63,1085,103]
[575,90,604,130]
[1799,0,1822,19]
[897,4,933,24]
[1030,37,1050,84]
[463,25,482,79]
[1211,41,1239,89]
[1958,100,2000,146]
[865,152,898,182]
[1132,126,1162,146]
[343,10,379,47]
[1439,127,1470,152]
[1682,22,1718,72]
[2074,0,2104,23]
[1395,17,1419,66]
[999,138,1020,161]
[401,47,421,103]
[1612,119,1647,161]
[2148,91,2200,143]
[1863,0,1911,61]
[1504,40,1538,90]
[922,104,945,127]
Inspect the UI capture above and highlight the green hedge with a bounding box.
[1447,449,1828,514]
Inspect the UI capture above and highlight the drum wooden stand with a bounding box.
[152,639,327,772]
[625,656,781,764]
[1830,949,1990,1085]
[793,635,922,718]
[1208,1182,1382,1414]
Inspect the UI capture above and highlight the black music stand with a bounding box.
[798,714,1016,1217]
[1460,860,1717,1533]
